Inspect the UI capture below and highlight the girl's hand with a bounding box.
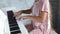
[18,16,31,20]
[14,10,23,17]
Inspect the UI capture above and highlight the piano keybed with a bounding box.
[7,11,21,34]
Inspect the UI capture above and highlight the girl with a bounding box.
[14,0,55,34]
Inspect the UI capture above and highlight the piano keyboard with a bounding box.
[7,10,21,34]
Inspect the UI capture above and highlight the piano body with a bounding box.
[0,0,35,34]
[0,8,32,34]
[5,10,30,34]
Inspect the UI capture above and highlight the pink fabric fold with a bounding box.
[29,0,53,34]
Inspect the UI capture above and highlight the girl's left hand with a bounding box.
[18,16,31,20]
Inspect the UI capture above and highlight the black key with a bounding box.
[9,23,18,27]
[11,30,21,34]
[10,26,19,31]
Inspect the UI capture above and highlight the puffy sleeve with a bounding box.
[42,0,50,12]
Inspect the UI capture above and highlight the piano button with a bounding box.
[10,23,17,26]
[10,26,20,31]
[10,23,17,25]
[10,25,18,28]
[9,21,17,24]
[10,24,18,27]
[11,29,21,34]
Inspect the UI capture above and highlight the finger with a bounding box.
[13,13,17,17]
[17,16,22,20]
[18,18,24,21]
[17,16,28,21]
[13,13,19,17]
[18,16,25,20]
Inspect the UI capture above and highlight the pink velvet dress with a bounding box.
[29,0,53,34]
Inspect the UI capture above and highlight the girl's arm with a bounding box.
[18,6,33,14]
[14,7,32,17]
[20,11,48,23]
[22,8,32,14]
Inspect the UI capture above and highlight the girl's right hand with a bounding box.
[14,10,23,17]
